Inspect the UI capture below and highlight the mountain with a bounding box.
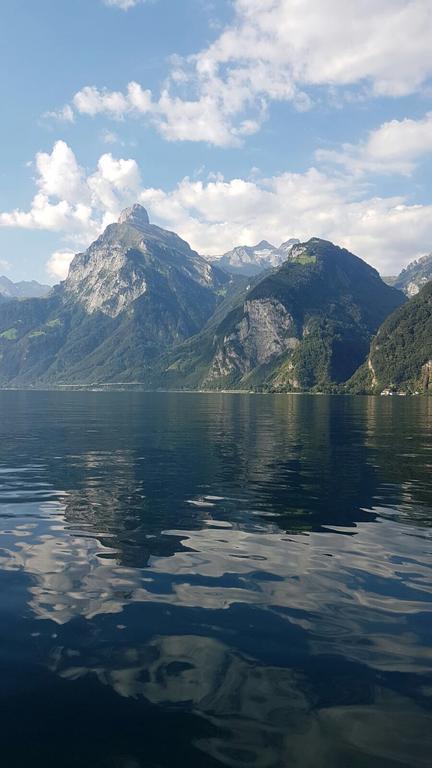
[0,204,234,386]
[210,238,300,276]
[349,282,432,394]
[150,239,406,392]
[389,252,432,296]
[0,276,51,300]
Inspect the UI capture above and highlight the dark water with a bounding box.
[0,392,431,768]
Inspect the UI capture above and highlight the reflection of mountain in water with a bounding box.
[1,392,432,767]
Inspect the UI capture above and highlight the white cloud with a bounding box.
[36,140,88,203]
[46,250,76,281]
[72,83,237,146]
[43,104,74,123]
[103,0,146,9]
[317,111,432,175]
[1,140,432,279]
[0,141,142,266]
[137,170,432,274]
[64,0,432,145]
[88,153,141,214]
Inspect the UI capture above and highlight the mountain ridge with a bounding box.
[0,275,51,300]
[0,209,412,391]
[147,238,405,392]
[209,238,300,276]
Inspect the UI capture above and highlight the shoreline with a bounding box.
[0,385,424,397]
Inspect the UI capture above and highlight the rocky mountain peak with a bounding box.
[118,204,150,228]
[279,238,300,253]
[255,240,275,250]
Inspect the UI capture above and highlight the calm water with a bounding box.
[0,392,431,768]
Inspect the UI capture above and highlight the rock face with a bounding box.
[0,276,51,300]
[206,299,299,382]
[391,252,432,296]
[154,238,405,391]
[210,239,300,276]
[0,205,232,385]
[352,281,432,394]
[118,203,150,227]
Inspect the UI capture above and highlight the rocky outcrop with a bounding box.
[421,360,432,391]
[392,252,432,296]
[205,298,299,382]
[118,203,150,228]
[65,244,149,317]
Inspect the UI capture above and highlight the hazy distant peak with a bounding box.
[211,237,300,276]
[0,275,50,299]
[279,238,300,252]
[255,240,276,250]
[118,203,150,228]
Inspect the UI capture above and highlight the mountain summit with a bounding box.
[118,203,150,228]
[0,205,232,385]
[154,238,405,392]
[63,204,221,318]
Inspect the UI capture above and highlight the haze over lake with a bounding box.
[0,391,431,768]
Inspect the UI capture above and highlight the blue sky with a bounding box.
[1,0,432,283]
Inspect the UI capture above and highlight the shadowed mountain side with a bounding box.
[149,239,405,392]
[348,282,432,394]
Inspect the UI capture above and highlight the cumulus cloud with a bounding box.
[1,139,432,278]
[0,140,141,246]
[46,250,76,281]
[317,111,432,176]
[63,0,432,145]
[137,170,432,274]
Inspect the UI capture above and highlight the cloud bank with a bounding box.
[1,139,432,280]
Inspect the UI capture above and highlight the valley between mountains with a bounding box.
[0,204,431,394]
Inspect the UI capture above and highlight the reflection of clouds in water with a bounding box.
[0,504,136,623]
[1,502,432,674]
[49,634,432,768]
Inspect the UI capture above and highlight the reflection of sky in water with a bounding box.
[1,501,432,672]
[0,391,432,768]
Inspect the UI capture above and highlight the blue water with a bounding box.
[0,391,431,767]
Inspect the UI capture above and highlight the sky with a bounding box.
[0,0,432,284]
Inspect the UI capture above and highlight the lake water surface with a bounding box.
[0,391,431,768]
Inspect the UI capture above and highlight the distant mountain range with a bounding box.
[0,276,50,301]
[209,239,300,276]
[1,204,431,394]
[384,252,432,297]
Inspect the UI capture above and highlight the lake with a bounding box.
[0,391,431,768]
